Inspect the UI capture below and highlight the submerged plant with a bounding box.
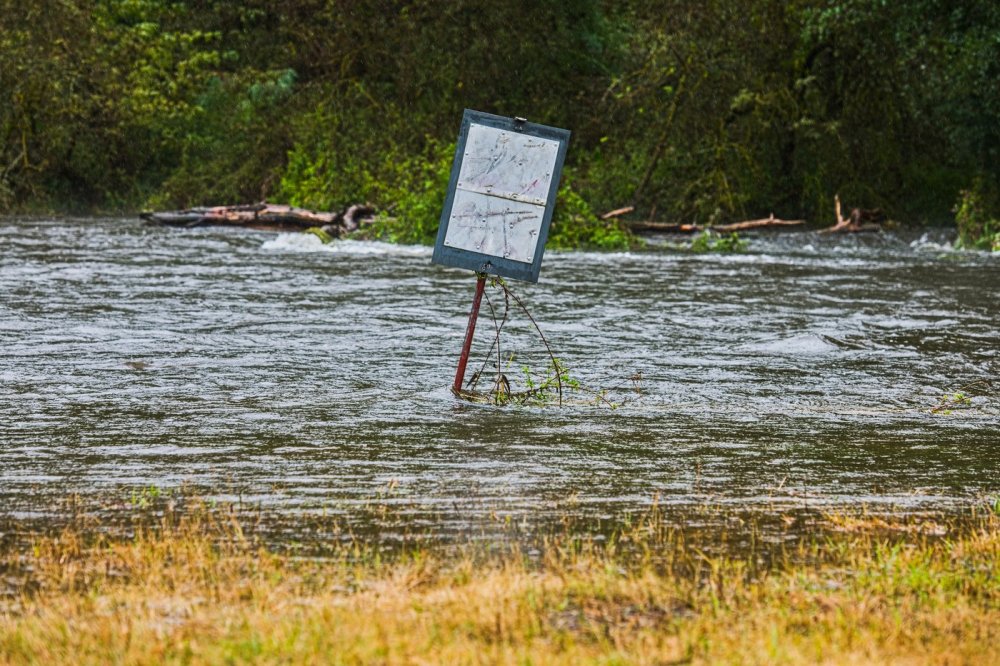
[129,485,167,509]
[304,226,335,244]
[930,379,993,414]
[689,229,748,253]
[458,276,641,408]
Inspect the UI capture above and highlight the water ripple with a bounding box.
[1,218,998,531]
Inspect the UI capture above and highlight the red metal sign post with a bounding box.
[452,274,487,394]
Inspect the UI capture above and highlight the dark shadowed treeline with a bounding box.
[2,0,998,246]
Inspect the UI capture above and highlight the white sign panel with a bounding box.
[443,124,560,263]
[433,110,570,282]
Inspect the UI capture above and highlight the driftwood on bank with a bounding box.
[626,214,805,234]
[624,196,885,235]
[819,195,883,234]
[600,205,635,220]
[140,202,376,237]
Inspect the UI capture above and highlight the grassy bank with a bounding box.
[2,502,998,665]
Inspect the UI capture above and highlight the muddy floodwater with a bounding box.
[1,218,998,537]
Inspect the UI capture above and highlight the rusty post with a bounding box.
[453,274,487,394]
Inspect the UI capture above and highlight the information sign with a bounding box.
[433,110,570,283]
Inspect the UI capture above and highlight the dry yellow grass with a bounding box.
[1,501,998,665]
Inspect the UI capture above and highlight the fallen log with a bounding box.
[341,203,377,233]
[141,202,376,237]
[713,215,805,232]
[600,205,635,220]
[819,195,882,234]
[626,214,804,234]
[626,221,703,233]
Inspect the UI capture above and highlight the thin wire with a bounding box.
[495,278,563,407]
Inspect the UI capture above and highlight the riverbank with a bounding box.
[2,500,997,665]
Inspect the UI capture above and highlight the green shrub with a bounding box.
[280,118,633,251]
[954,178,1000,252]
[548,172,632,251]
[363,141,454,245]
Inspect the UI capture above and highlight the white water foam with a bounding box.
[260,233,432,257]
[910,233,957,253]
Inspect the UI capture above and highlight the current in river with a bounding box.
[1,218,998,536]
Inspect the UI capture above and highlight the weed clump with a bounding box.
[456,276,642,408]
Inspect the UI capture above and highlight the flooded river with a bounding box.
[1,218,997,536]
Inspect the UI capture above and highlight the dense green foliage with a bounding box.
[954,178,1000,251]
[2,0,998,247]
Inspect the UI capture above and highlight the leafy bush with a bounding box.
[281,117,632,250]
[146,68,298,209]
[954,179,1000,252]
[548,172,632,251]
[362,141,454,245]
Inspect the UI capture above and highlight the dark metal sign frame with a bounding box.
[432,109,570,283]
